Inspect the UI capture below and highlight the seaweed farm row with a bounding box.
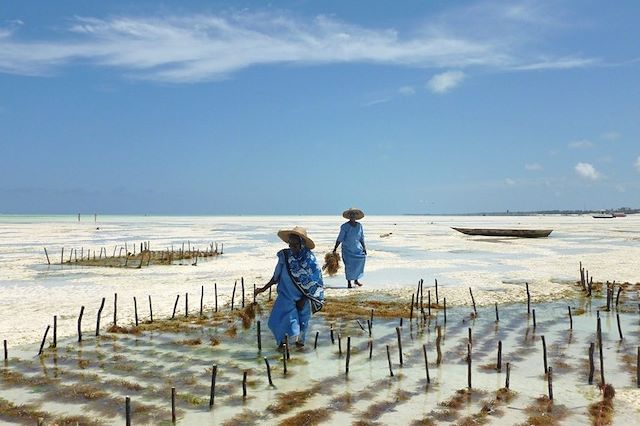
[1,283,639,425]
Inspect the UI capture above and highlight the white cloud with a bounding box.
[602,131,620,141]
[525,163,542,171]
[0,5,599,83]
[574,162,600,181]
[398,86,415,96]
[568,139,594,149]
[635,156,640,172]
[505,178,516,186]
[427,70,465,93]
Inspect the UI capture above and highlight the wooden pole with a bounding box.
[428,290,432,316]
[330,324,335,344]
[133,297,139,327]
[282,345,288,375]
[231,281,236,311]
[616,286,622,308]
[467,343,472,389]
[338,333,342,356]
[125,396,131,426]
[346,336,351,375]
[469,287,477,316]
[269,285,272,301]
[214,283,218,313]
[588,342,595,384]
[637,347,639,388]
[423,344,431,384]
[285,334,290,360]
[497,341,502,372]
[495,303,499,322]
[468,327,472,347]
[568,306,573,330]
[532,309,536,329]
[38,325,50,356]
[616,313,623,340]
[257,320,262,351]
[171,387,176,422]
[541,335,548,374]
[264,357,274,386]
[367,319,372,337]
[185,292,189,317]
[4,339,7,361]
[369,339,373,359]
[241,277,245,308]
[314,331,319,349]
[95,297,105,336]
[53,315,57,348]
[526,282,531,314]
[113,293,118,326]
[209,365,217,407]
[548,367,553,400]
[410,294,414,321]
[77,306,84,342]
[44,248,50,265]
[242,371,248,398]
[598,317,605,385]
[386,345,394,377]
[505,362,510,389]
[435,278,439,304]
[200,285,204,317]
[443,298,447,323]
[396,327,403,366]
[436,325,443,365]
[149,295,153,323]
[61,247,64,265]
[172,295,180,319]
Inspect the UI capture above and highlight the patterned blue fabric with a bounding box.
[284,247,325,313]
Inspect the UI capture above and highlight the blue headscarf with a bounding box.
[283,246,325,313]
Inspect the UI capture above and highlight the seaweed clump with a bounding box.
[588,384,615,425]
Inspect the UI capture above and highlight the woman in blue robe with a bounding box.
[255,226,324,347]
[333,208,367,288]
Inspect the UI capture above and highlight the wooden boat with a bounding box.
[452,227,553,238]
[592,214,615,219]
[612,212,626,217]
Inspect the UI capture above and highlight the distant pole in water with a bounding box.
[282,344,288,375]
[467,343,472,389]
[526,282,531,314]
[3,340,7,361]
[505,362,511,389]
[423,344,431,384]
[617,313,623,340]
[242,371,248,398]
[443,298,447,324]
[435,278,439,304]
[200,286,204,316]
[541,335,548,374]
[125,396,131,426]
[532,309,537,329]
[113,293,118,326]
[568,306,573,330]
[171,387,176,422]
[257,320,262,351]
[314,331,319,349]
[386,345,394,377]
[214,283,218,313]
[94,213,97,223]
[497,341,502,372]
[396,327,403,366]
[469,287,477,316]
[53,316,57,348]
[264,357,274,386]
[133,297,139,327]
[171,295,180,319]
[78,213,80,222]
[346,336,351,375]
[410,294,414,321]
[436,326,443,365]
[588,343,595,384]
[241,277,245,308]
[38,325,50,356]
[338,333,342,356]
[616,286,622,308]
[209,365,217,407]
[428,290,432,317]
[495,303,499,322]
[468,327,472,347]
[547,367,554,400]
[148,295,153,323]
[96,297,105,336]
[330,324,335,344]
[44,248,50,265]
[231,281,237,311]
[60,247,64,265]
[185,292,189,318]
[77,306,84,342]
[597,317,605,385]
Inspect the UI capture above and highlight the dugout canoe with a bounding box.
[452,227,553,238]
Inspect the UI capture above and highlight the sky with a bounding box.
[1,0,639,215]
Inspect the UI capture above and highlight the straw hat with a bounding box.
[277,226,316,249]
[342,208,365,220]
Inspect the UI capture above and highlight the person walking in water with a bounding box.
[333,208,367,288]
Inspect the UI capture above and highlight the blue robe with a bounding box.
[268,249,324,345]
[337,222,366,280]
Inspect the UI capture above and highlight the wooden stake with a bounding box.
[242,371,248,398]
[257,320,262,351]
[617,313,623,340]
[314,331,319,349]
[435,278,439,304]
[38,325,50,356]
[526,282,530,314]
[133,296,138,327]
[171,295,180,319]
[241,277,245,308]
[4,339,7,360]
[506,362,510,389]
[469,287,477,316]
[423,344,431,384]
[330,324,335,344]
[598,317,605,385]
[44,248,50,265]
[436,325,443,365]
[396,327,403,366]
[200,285,204,317]
[149,295,153,323]
[113,293,118,326]
[548,367,553,400]
[588,342,595,384]
[231,281,236,311]
[269,285,272,301]
[338,333,342,356]
[125,396,131,426]
[214,283,218,313]
[428,290,432,317]
[282,345,288,374]
[386,345,394,377]
[637,347,639,388]
[285,334,290,360]
[468,327,472,347]
[616,286,622,308]
[171,387,176,422]
[264,357,274,386]
[367,319,372,337]
[568,306,573,330]
[443,298,447,323]
[209,365,217,407]
[185,292,188,317]
[541,335,548,374]
[497,341,502,372]
[467,343,472,389]
[346,336,351,375]
[532,309,536,329]
[95,297,106,336]
[369,339,373,359]
[53,315,57,348]
[410,294,414,321]
[77,306,84,342]
[61,247,64,265]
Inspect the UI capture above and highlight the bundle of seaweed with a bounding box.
[322,252,341,276]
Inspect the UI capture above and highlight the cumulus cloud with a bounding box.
[525,163,542,171]
[427,70,465,93]
[0,4,599,83]
[574,162,600,181]
[635,156,640,172]
[568,139,594,149]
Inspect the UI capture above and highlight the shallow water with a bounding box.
[1,290,639,425]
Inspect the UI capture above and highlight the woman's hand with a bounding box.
[254,285,267,296]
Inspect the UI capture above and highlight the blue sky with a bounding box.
[1,0,639,215]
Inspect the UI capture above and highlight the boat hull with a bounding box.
[452,227,553,238]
